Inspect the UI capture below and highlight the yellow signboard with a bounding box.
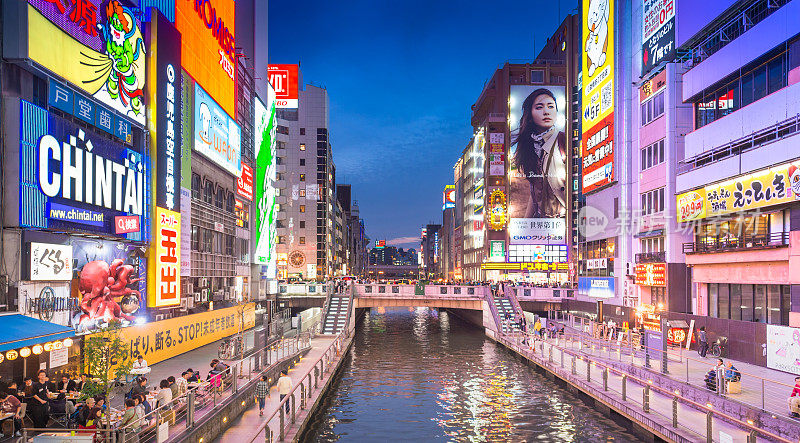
[98,303,256,368]
[150,207,181,307]
[676,161,800,222]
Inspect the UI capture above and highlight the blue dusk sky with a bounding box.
[269,0,571,248]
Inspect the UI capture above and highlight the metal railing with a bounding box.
[677,0,791,72]
[683,231,789,254]
[498,328,795,442]
[635,251,666,263]
[248,325,354,442]
[678,113,800,174]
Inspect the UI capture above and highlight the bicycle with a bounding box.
[709,336,727,358]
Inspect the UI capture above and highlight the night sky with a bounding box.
[269,0,570,248]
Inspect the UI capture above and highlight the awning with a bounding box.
[668,320,690,328]
[0,314,75,353]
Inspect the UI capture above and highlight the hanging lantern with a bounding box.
[20,348,31,358]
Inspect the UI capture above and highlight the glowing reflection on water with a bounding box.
[305,308,639,442]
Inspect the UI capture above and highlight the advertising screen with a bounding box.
[194,84,242,176]
[635,263,666,286]
[443,185,456,210]
[237,164,254,201]
[268,64,300,109]
[19,100,148,240]
[767,324,800,375]
[642,0,676,75]
[71,237,147,334]
[508,85,566,248]
[578,277,615,298]
[581,0,616,193]
[176,0,236,118]
[28,1,146,126]
[253,91,278,278]
[489,241,506,262]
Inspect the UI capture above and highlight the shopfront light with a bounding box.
[44,342,53,352]
[6,350,18,361]
[32,344,43,355]
[52,341,63,350]
[20,348,31,358]
[63,338,74,348]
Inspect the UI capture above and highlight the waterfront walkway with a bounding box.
[215,336,339,442]
[494,319,800,442]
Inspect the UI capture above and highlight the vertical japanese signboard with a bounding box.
[642,0,676,75]
[581,0,615,194]
[151,207,180,307]
[147,11,182,308]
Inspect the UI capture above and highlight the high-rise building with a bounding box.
[274,83,337,281]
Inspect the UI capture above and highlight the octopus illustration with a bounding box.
[78,259,141,330]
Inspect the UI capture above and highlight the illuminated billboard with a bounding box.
[19,100,147,240]
[443,185,456,210]
[194,84,242,176]
[150,207,181,307]
[508,85,566,245]
[253,90,278,278]
[676,160,800,223]
[375,240,386,249]
[176,0,236,118]
[237,164,254,201]
[581,0,615,193]
[268,65,300,108]
[635,263,666,286]
[642,0,676,75]
[27,1,146,126]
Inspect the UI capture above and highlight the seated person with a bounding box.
[57,375,77,394]
[724,362,741,382]
[75,374,90,393]
[704,369,718,392]
[131,356,151,374]
[0,390,22,436]
[76,397,97,427]
[5,382,21,402]
[185,369,199,383]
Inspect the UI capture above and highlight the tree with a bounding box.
[82,321,133,428]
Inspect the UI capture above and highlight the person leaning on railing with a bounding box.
[789,376,800,417]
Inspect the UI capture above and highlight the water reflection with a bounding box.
[305,308,639,442]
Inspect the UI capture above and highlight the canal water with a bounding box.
[304,308,641,442]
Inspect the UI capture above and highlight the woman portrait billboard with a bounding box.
[508,85,567,219]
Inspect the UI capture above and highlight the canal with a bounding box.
[304,307,642,442]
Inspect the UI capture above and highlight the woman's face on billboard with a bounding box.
[531,94,556,130]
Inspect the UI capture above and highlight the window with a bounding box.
[277,125,289,135]
[300,128,305,136]
[276,173,284,181]
[226,192,235,213]
[300,159,305,166]
[640,140,665,170]
[300,205,306,213]
[203,181,214,204]
[640,188,665,215]
[299,189,306,197]
[191,174,202,199]
[694,48,791,128]
[300,221,305,228]
[530,70,544,83]
[640,91,665,126]
[278,236,286,244]
[299,237,305,245]
[276,157,283,165]
[300,174,305,182]
[300,143,306,151]
[191,226,200,250]
[215,186,225,209]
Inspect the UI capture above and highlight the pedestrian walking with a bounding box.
[698,326,709,358]
[277,370,293,414]
[255,375,269,416]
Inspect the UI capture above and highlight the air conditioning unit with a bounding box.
[199,278,208,287]
[179,298,188,311]
[186,282,194,294]
[194,292,201,303]
[186,297,194,309]
[154,314,165,322]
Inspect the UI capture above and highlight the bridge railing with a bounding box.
[512,286,575,300]
[278,283,331,296]
[352,284,490,298]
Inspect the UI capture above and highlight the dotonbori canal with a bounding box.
[304,308,641,442]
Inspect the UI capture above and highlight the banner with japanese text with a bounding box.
[98,303,255,368]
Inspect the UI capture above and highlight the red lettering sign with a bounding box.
[115,216,140,234]
[237,164,253,200]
